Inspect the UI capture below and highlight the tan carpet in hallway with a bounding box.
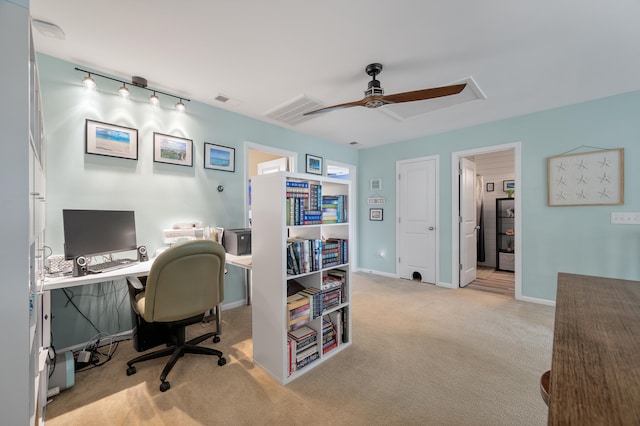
[44,272,555,425]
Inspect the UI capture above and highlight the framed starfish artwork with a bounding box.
[547,148,624,206]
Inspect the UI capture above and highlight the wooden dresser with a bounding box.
[548,272,640,425]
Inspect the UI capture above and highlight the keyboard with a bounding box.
[87,259,139,274]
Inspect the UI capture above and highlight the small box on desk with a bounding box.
[223,228,252,255]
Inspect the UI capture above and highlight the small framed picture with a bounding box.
[486,182,495,192]
[85,119,138,160]
[503,180,515,192]
[204,143,235,172]
[306,154,323,175]
[370,208,383,221]
[153,132,193,167]
[370,178,382,191]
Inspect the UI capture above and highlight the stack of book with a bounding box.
[322,194,348,223]
[325,269,347,302]
[287,326,319,374]
[287,292,310,330]
[322,287,342,311]
[322,319,338,354]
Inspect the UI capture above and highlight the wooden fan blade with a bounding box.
[303,99,369,116]
[381,83,467,104]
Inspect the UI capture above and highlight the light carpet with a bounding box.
[44,272,555,425]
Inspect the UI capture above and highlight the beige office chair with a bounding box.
[125,239,227,392]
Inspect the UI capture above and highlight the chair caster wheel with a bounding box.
[126,366,136,376]
[213,335,220,343]
[160,381,171,392]
[218,357,227,366]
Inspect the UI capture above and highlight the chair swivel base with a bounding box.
[127,332,226,392]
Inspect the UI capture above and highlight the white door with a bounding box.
[460,157,477,287]
[398,158,437,283]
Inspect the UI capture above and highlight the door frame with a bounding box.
[396,155,440,285]
[244,141,297,227]
[451,142,522,299]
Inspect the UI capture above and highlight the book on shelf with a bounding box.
[287,237,322,276]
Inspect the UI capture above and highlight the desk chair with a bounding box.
[125,240,227,392]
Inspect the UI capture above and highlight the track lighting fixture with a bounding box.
[75,67,190,111]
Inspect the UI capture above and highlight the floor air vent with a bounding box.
[263,95,325,126]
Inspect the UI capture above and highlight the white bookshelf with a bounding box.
[251,171,351,384]
[1,2,48,424]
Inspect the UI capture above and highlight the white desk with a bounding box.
[43,253,253,342]
[43,254,252,293]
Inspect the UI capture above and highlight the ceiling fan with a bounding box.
[304,63,466,116]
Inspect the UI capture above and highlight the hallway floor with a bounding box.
[466,266,515,297]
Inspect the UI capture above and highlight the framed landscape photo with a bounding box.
[85,119,138,160]
[153,133,193,167]
[370,208,383,221]
[204,143,235,172]
[306,154,323,175]
[503,180,515,192]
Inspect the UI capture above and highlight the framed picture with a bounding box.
[204,143,235,172]
[503,180,515,192]
[370,208,383,221]
[153,133,193,167]
[306,154,323,175]
[85,119,138,160]
[370,178,382,191]
[548,148,624,206]
[486,182,495,192]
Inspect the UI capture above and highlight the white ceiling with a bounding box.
[30,0,640,149]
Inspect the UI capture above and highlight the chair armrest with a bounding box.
[127,275,144,291]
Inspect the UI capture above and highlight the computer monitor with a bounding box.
[63,209,138,260]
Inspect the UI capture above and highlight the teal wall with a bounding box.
[38,54,357,348]
[39,52,640,346]
[358,91,640,301]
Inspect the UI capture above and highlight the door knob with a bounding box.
[428,226,435,231]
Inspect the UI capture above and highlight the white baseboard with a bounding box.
[519,295,556,307]
[355,268,398,278]
[58,329,134,354]
[221,299,247,311]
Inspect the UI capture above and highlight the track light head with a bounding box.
[118,84,130,98]
[82,74,96,89]
[175,99,186,111]
[149,92,160,105]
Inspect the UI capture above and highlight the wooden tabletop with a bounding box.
[548,272,640,425]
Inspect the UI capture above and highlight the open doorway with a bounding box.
[244,142,297,227]
[452,142,521,299]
